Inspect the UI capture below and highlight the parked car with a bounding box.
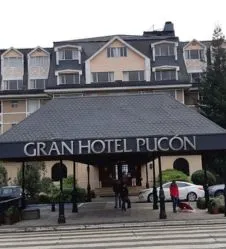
[138,181,205,202]
[208,184,225,197]
[0,186,22,201]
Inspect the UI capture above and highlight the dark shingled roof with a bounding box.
[0,93,225,143]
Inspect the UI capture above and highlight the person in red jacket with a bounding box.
[169,180,179,213]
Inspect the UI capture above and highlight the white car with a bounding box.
[138,181,205,202]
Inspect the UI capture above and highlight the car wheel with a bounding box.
[187,192,197,202]
[214,190,224,197]
[148,193,153,203]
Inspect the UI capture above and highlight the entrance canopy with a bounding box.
[0,93,226,162]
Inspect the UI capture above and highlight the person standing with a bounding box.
[120,183,131,211]
[113,180,121,208]
[169,180,179,213]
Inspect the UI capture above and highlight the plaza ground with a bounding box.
[1,196,226,232]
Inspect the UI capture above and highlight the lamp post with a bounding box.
[21,162,26,209]
[145,163,149,188]
[58,160,65,224]
[152,156,158,210]
[203,159,209,208]
[72,161,78,213]
[86,164,92,202]
[158,155,166,219]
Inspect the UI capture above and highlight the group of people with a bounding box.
[112,179,131,211]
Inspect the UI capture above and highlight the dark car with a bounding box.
[0,186,22,201]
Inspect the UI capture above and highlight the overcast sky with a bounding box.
[1,0,226,49]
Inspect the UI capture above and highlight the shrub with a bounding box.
[196,197,207,209]
[191,170,216,186]
[40,177,54,194]
[38,192,51,203]
[207,197,224,214]
[160,169,189,183]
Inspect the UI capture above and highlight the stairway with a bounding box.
[94,186,144,197]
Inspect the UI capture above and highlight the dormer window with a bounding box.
[107,47,127,57]
[152,41,178,61]
[59,48,79,60]
[30,56,49,66]
[3,57,23,67]
[184,49,205,60]
[153,66,179,81]
[155,44,175,56]
[55,45,82,65]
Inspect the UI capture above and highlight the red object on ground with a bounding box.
[178,202,193,210]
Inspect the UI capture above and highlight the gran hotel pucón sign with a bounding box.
[23,136,197,157]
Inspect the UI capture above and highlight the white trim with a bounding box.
[175,89,184,104]
[54,45,82,51]
[55,69,82,76]
[45,84,191,94]
[85,60,91,84]
[1,100,3,134]
[1,47,23,58]
[152,65,180,72]
[28,46,50,56]
[183,39,206,50]
[87,36,149,62]
[151,40,178,47]
[144,58,151,81]
[54,45,82,65]
[2,111,26,115]
[0,94,48,99]
[151,41,178,61]
[55,69,82,85]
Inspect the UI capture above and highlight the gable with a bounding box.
[29,47,49,57]
[184,40,205,50]
[3,49,23,58]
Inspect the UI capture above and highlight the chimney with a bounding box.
[163,21,175,36]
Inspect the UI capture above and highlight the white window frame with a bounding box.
[107,47,127,57]
[55,70,82,85]
[2,80,23,90]
[123,71,145,81]
[29,56,49,66]
[155,44,175,57]
[55,45,82,65]
[29,79,46,89]
[184,49,205,60]
[153,66,179,81]
[92,72,114,83]
[151,41,178,61]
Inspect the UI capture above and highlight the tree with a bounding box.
[0,163,7,186]
[17,162,42,197]
[199,26,226,127]
[199,26,226,178]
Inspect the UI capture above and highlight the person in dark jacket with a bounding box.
[120,183,131,211]
[113,180,121,208]
[169,180,179,213]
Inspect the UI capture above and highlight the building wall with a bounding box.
[90,40,145,81]
[141,155,202,187]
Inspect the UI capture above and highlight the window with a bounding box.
[59,48,79,60]
[155,70,176,81]
[30,56,49,66]
[27,99,40,114]
[3,57,23,67]
[59,73,80,84]
[123,71,144,81]
[11,100,18,108]
[92,72,114,82]
[11,122,17,127]
[107,47,127,57]
[30,79,46,89]
[155,44,175,56]
[184,49,205,60]
[3,80,23,90]
[189,73,203,83]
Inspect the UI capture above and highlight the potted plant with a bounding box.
[4,206,21,225]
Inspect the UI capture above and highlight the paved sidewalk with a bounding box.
[0,197,226,232]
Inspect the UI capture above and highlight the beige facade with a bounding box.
[90,40,146,81]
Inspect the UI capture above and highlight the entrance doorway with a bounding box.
[99,162,141,187]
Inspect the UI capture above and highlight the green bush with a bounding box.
[38,192,51,203]
[207,197,224,214]
[160,169,189,183]
[40,177,54,194]
[63,175,76,189]
[191,170,216,186]
[196,197,207,209]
